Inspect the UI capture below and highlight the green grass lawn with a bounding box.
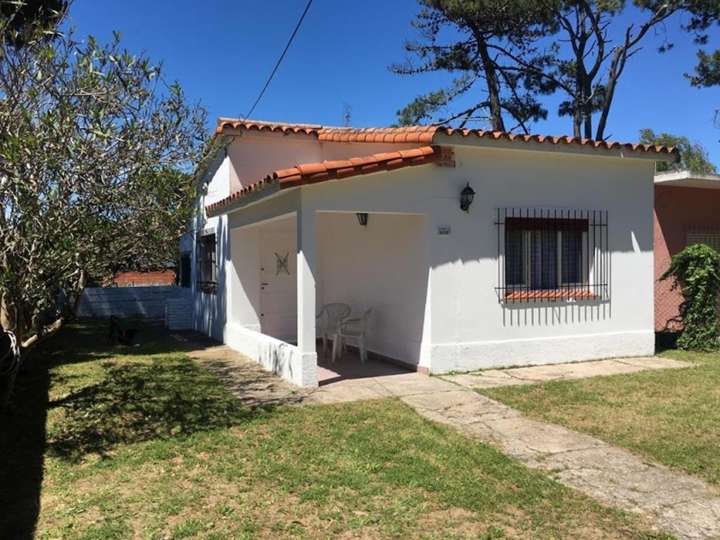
[0,323,669,539]
[482,350,720,486]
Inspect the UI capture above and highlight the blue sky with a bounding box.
[69,0,719,163]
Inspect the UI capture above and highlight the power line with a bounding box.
[241,0,313,121]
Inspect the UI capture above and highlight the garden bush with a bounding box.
[661,243,720,351]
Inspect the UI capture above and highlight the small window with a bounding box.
[197,233,217,294]
[497,210,608,302]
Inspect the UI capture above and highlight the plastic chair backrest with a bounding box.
[319,303,351,333]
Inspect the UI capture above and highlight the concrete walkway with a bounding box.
[442,356,690,389]
[306,356,720,540]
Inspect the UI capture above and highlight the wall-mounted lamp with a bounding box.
[460,183,475,213]
[356,212,369,227]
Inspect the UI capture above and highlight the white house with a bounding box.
[183,118,677,388]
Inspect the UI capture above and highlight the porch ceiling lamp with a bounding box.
[356,212,369,227]
[460,183,475,213]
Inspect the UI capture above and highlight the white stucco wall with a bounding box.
[191,154,231,341]
[426,147,655,371]
[225,133,420,192]
[316,212,428,366]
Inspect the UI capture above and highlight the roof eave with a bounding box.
[434,132,679,162]
[654,170,720,189]
[206,182,284,218]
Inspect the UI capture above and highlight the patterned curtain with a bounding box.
[530,230,557,290]
[562,230,583,284]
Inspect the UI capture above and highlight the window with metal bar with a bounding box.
[197,233,217,294]
[496,209,609,303]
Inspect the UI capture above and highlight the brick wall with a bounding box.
[654,185,720,331]
[112,270,176,287]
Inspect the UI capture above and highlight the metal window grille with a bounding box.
[496,208,609,303]
[687,229,720,252]
[196,233,217,294]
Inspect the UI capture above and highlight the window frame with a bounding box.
[496,208,609,304]
[196,232,217,294]
[507,229,590,291]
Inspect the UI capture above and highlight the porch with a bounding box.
[224,207,430,387]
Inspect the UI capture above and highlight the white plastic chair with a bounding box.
[332,308,372,363]
[316,303,351,353]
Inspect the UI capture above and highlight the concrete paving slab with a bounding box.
[445,370,529,389]
[479,416,605,459]
[655,498,720,540]
[492,359,646,382]
[306,380,393,404]
[399,389,483,411]
[615,356,691,370]
[375,374,458,396]
[443,356,693,389]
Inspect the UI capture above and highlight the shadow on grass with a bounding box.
[0,349,50,539]
[0,321,276,538]
[46,357,260,462]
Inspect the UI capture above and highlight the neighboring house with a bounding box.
[654,171,720,333]
[111,270,177,287]
[185,118,677,388]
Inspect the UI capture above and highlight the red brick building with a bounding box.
[654,171,720,332]
[111,270,176,287]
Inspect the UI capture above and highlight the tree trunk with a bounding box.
[572,55,585,138]
[596,49,624,141]
[476,38,506,132]
[0,301,20,411]
[0,293,16,334]
[582,78,593,139]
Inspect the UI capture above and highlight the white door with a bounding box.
[260,231,297,342]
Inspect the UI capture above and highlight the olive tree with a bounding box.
[0,23,208,383]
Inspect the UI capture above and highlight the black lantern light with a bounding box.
[356,212,369,227]
[460,183,475,213]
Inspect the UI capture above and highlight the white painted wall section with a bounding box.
[295,202,318,388]
[316,212,428,366]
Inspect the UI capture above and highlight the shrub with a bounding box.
[661,243,720,351]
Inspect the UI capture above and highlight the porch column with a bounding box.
[296,206,318,387]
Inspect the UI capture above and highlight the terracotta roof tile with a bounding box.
[215,118,322,136]
[317,126,437,144]
[206,145,439,216]
[504,289,598,301]
[213,118,678,157]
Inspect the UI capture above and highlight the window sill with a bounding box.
[503,289,599,302]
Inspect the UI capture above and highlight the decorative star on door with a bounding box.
[275,252,290,275]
